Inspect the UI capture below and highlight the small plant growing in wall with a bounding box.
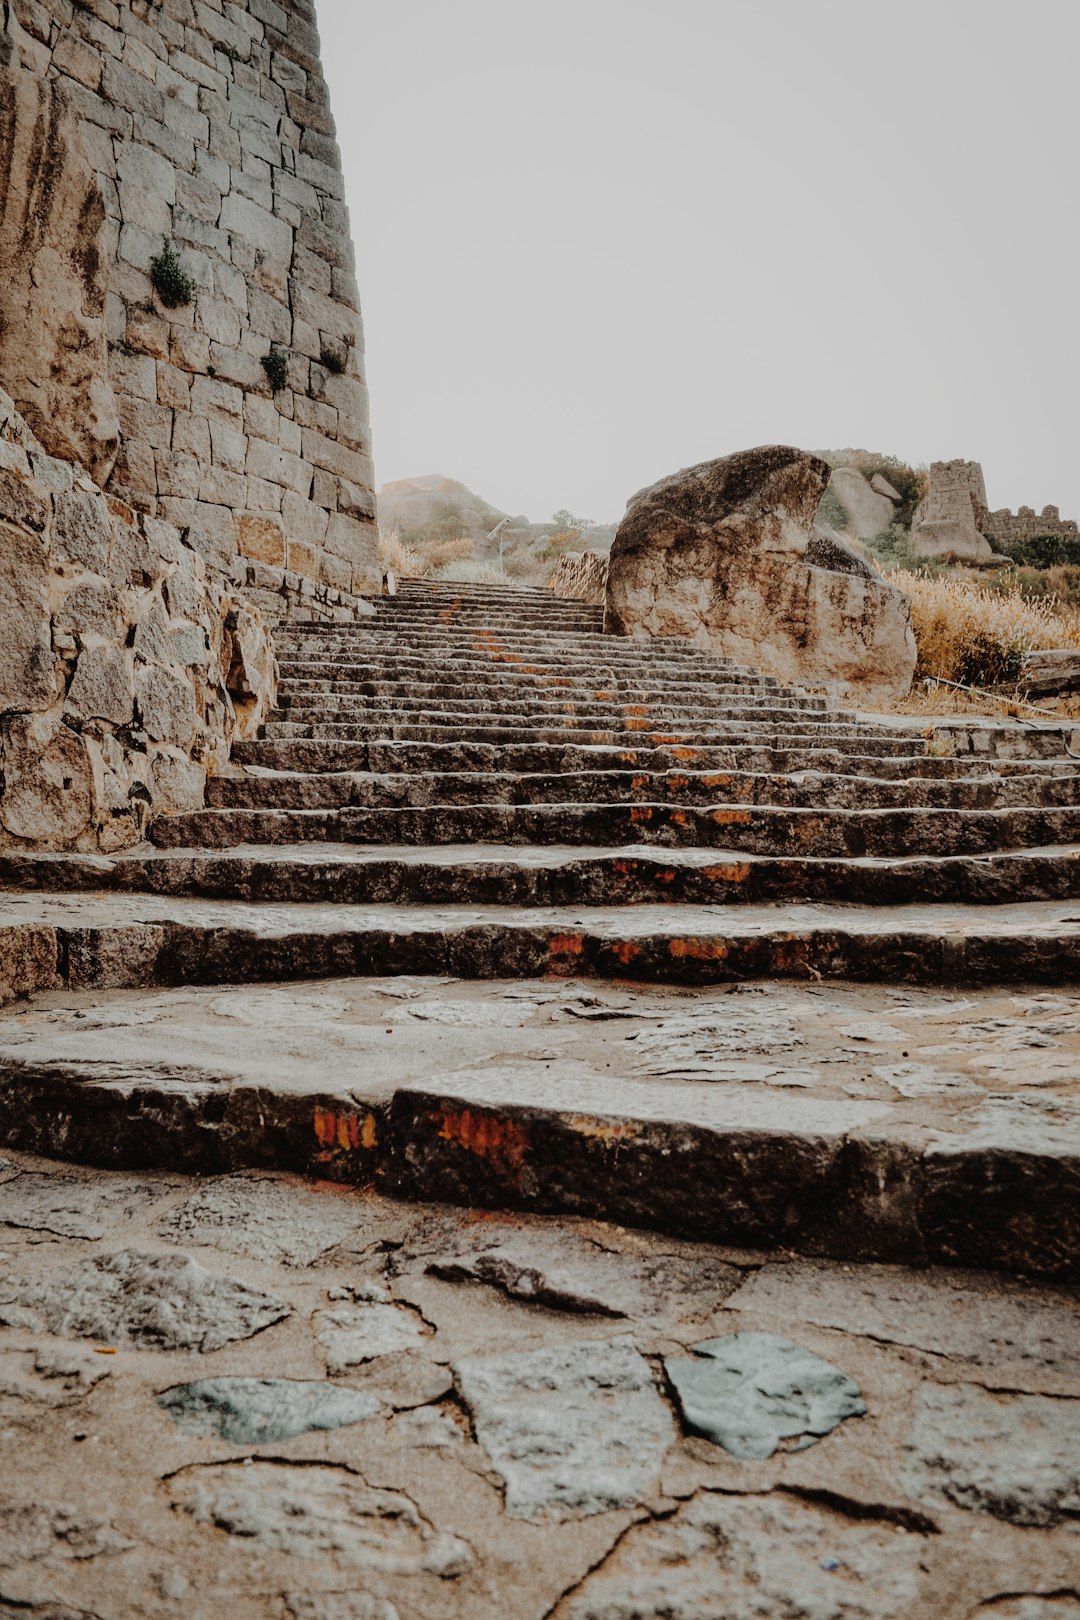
[262,348,290,393]
[150,239,195,308]
[320,342,349,375]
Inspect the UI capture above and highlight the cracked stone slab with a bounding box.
[413,1221,741,1319]
[0,1173,165,1239]
[285,1599,401,1620]
[0,1343,111,1426]
[314,1303,432,1374]
[903,1383,1080,1526]
[0,1499,132,1568]
[454,1336,675,1521]
[727,1261,1080,1372]
[0,1249,288,1351]
[169,1462,473,1576]
[969,1603,1080,1619]
[157,1378,380,1444]
[157,1176,364,1267]
[549,1490,925,1619]
[664,1332,866,1459]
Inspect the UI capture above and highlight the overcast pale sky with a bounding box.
[320,0,1079,527]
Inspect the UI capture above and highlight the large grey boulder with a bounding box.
[828,465,897,540]
[605,446,916,700]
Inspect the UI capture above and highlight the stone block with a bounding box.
[0,522,54,712]
[0,468,50,534]
[220,190,293,263]
[116,140,177,205]
[53,488,112,574]
[0,714,94,847]
[135,662,196,745]
[238,511,286,566]
[66,642,134,726]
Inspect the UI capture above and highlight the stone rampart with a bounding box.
[913,460,1078,562]
[2,0,377,601]
[550,550,607,606]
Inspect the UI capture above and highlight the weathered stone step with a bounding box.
[5,890,1080,992]
[149,801,1080,857]
[8,842,1080,908]
[276,670,792,702]
[206,767,1080,813]
[1,974,1075,1278]
[230,735,1080,780]
[271,697,837,728]
[259,720,938,751]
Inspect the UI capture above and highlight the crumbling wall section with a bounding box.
[0,385,276,852]
[4,0,377,600]
[915,460,1079,559]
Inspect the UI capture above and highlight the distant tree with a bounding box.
[550,509,594,543]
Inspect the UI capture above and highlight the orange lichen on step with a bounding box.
[702,862,752,883]
[668,937,731,961]
[314,1105,378,1152]
[772,937,815,976]
[618,750,641,764]
[670,747,699,762]
[548,931,585,958]
[435,1107,530,1175]
[594,691,614,702]
[630,775,650,791]
[711,808,752,825]
[611,940,642,966]
[623,705,649,718]
[669,810,690,827]
[629,805,654,823]
[701,774,733,790]
[665,775,690,791]
[568,1116,640,1144]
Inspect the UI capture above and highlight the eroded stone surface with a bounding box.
[903,1383,1080,1526]
[170,1462,473,1576]
[551,1492,925,1619]
[158,1379,380,1445]
[315,1303,431,1375]
[158,1177,363,1268]
[664,1332,866,1460]
[0,1172,163,1240]
[0,1249,288,1351]
[727,1263,1080,1372]
[455,1337,674,1521]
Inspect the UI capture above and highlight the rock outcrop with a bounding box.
[0,67,118,484]
[605,446,916,700]
[827,466,897,541]
[0,387,275,852]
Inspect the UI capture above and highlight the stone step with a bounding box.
[0,973,1074,1278]
[205,767,1080,813]
[7,842,1079,908]
[229,735,1080,779]
[271,697,838,728]
[276,669,792,701]
[258,720,939,750]
[148,801,1080,857]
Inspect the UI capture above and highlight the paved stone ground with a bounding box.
[0,1147,1076,1619]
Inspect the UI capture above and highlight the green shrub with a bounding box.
[955,632,1026,687]
[320,343,348,375]
[816,487,849,532]
[150,239,195,308]
[261,348,289,392]
[1004,534,1080,568]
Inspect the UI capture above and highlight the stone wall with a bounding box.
[549,550,607,606]
[2,0,377,600]
[914,460,1079,561]
[0,385,276,851]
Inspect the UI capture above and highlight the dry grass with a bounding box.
[888,569,1080,683]
[377,525,425,580]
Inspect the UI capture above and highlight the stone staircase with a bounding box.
[2,578,1079,1276]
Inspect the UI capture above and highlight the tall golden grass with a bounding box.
[887,569,1080,686]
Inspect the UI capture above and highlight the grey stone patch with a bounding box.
[314,1303,430,1374]
[208,988,350,1025]
[837,1020,908,1044]
[968,1602,1080,1620]
[392,1404,463,1449]
[931,1095,1080,1158]
[371,976,456,1000]
[285,1598,400,1620]
[170,1462,472,1576]
[0,1499,132,1568]
[903,1383,1080,1526]
[0,1249,288,1352]
[873,1062,978,1097]
[552,1491,923,1619]
[403,998,539,1027]
[0,1343,111,1426]
[727,1262,1080,1372]
[158,1378,380,1444]
[454,1336,674,1522]
[623,1006,803,1079]
[158,1177,362,1267]
[664,1331,866,1460]
[416,1223,740,1320]
[0,1172,164,1239]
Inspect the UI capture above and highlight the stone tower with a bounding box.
[0,0,377,611]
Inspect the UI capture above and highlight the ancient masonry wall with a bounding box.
[9,0,378,618]
[924,461,1079,553]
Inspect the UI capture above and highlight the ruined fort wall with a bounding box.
[4,0,377,616]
